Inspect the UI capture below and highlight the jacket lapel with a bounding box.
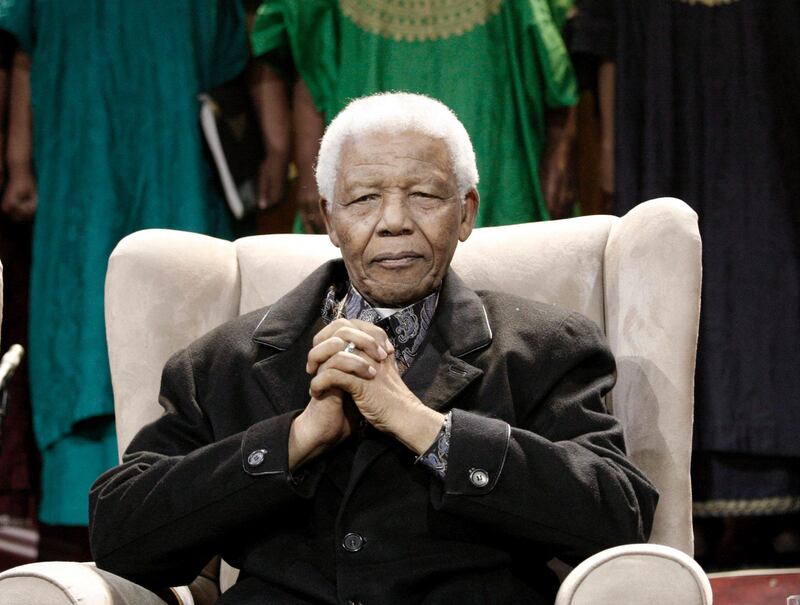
[250,321,318,416]
[401,268,493,413]
[250,260,347,415]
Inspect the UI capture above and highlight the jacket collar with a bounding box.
[251,260,349,350]
[433,268,492,358]
[251,259,492,358]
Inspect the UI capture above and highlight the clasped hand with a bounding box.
[288,318,443,470]
[307,318,414,432]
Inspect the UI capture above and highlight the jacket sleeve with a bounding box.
[88,346,322,587]
[430,312,659,565]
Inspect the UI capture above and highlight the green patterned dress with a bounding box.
[0,0,246,525]
[252,0,577,228]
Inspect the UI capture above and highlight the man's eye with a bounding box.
[351,193,380,204]
[410,192,440,200]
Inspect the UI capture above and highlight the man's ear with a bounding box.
[320,198,340,247]
[458,188,479,242]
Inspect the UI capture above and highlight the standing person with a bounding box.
[0,30,40,536]
[249,0,579,233]
[572,0,800,564]
[0,0,248,542]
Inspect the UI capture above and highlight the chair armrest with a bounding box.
[555,544,713,605]
[0,562,191,605]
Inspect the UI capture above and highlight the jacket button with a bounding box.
[469,468,490,488]
[342,532,365,552]
[247,449,268,466]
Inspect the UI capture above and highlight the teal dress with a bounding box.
[0,0,247,525]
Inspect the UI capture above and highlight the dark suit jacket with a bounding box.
[89,260,658,605]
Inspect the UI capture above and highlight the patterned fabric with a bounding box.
[339,0,505,42]
[321,284,438,375]
[416,411,452,480]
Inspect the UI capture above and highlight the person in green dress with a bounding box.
[249,0,579,233]
[0,0,247,528]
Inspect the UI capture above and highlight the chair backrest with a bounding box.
[105,197,701,556]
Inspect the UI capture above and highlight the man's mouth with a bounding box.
[371,252,423,268]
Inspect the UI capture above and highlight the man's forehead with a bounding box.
[341,165,451,190]
[340,129,449,161]
[345,126,439,142]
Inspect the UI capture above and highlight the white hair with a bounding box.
[315,92,479,203]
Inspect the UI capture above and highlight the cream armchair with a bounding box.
[0,198,712,604]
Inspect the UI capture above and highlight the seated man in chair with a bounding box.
[89,93,658,604]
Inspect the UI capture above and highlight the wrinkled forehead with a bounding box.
[336,128,455,183]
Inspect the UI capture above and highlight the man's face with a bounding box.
[321,129,478,306]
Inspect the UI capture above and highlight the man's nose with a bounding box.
[376,193,413,235]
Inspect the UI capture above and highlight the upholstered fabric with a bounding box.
[0,197,705,604]
[604,201,701,554]
[0,562,175,605]
[105,230,241,454]
[236,234,338,314]
[554,544,713,605]
[450,215,612,327]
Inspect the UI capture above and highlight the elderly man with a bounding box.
[89,93,658,604]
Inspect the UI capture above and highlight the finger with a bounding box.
[310,367,359,399]
[331,327,388,361]
[312,317,393,355]
[307,336,348,374]
[307,332,387,374]
[313,318,386,348]
[307,336,367,374]
[320,348,378,380]
[313,318,356,347]
[311,387,344,405]
[313,321,392,362]
[345,320,393,352]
